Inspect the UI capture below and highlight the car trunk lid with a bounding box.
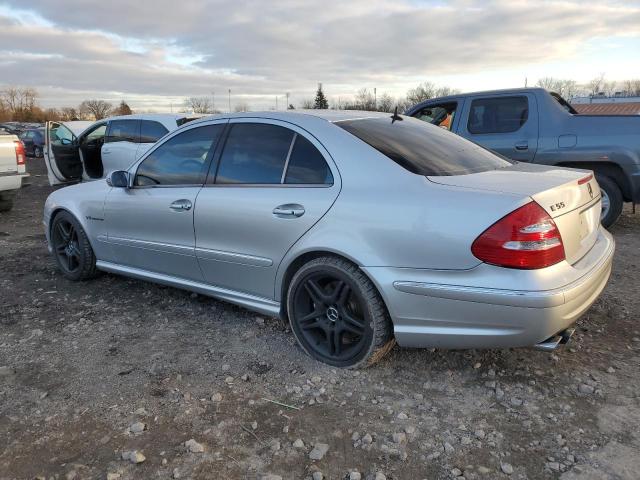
[428,162,601,265]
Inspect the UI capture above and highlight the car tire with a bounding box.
[596,175,623,228]
[50,211,99,281]
[34,146,43,158]
[287,256,395,368]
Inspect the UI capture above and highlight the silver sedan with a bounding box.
[43,111,614,368]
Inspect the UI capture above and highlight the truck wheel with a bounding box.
[0,193,15,212]
[596,175,623,228]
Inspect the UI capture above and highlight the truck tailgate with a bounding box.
[0,136,18,174]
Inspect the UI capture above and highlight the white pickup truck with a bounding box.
[0,128,28,211]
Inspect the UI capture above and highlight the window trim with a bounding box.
[466,95,529,135]
[208,119,335,188]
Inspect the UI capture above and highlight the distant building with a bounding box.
[571,94,640,115]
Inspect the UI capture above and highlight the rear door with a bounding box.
[458,93,539,162]
[102,119,140,174]
[194,119,340,299]
[44,121,82,185]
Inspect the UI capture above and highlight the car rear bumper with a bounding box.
[363,227,615,349]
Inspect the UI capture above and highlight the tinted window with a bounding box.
[135,124,223,186]
[468,96,529,134]
[216,123,294,184]
[285,135,333,184]
[106,120,139,143]
[140,120,169,143]
[414,102,458,131]
[336,116,512,176]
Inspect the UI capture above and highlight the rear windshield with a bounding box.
[335,116,512,176]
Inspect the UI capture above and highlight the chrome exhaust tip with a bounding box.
[534,328,575,352]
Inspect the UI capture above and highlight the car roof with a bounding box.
[107,113,197,122]
[412,87,548,104]
[191,109,394,127]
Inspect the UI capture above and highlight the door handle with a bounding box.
[273,204,305,218]
[170,199,192,211]
[515,141,528,151]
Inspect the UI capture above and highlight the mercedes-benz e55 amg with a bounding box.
[43,111,614,367]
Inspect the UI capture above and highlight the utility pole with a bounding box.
[374,87,377,110]
[228,89,231,112]
[524,77,528,88]
[286,92,290,109]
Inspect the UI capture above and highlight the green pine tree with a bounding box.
[314,85,329,109]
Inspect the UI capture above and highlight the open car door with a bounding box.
[44,121,91,186]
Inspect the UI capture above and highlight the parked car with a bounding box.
[0,128,28,211]
[44,114,200,186]
[19,127,45,158]
[43,111,614,367]
[405,87,640,227]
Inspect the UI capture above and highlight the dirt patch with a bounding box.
[1,158,639,480]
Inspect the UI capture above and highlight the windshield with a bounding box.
[335,116,512,176]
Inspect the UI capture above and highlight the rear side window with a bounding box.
[467,96,529,134]
[336,116,511,176]
[215,123,294,184]
[140,120,169,143]
[134,124,223,186]
[285,135,333,184]
[106,120,140,143]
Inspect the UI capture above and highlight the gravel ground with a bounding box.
[0,158,639,480]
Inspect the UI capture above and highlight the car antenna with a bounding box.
[390,106,403,124]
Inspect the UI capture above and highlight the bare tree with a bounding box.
[233,101,250,112]
[0,86,39,120]
[405,82,459,106]
[79,99,112,120]
[536,77,578,99]
[377,93,396,113]
[183,96,213,114]
[622,79,640,96]
[300,98,315,109]
[114,100,133,116]
[60,107,80,121]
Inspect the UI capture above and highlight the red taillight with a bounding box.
[471,201,565,269]
[14,141,25,166]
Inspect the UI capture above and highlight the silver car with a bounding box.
[43,111,615,368]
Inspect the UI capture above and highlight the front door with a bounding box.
[458,93,539,162]
[104,123,226,281]
[44,121,81,185]
[194,119,340,299]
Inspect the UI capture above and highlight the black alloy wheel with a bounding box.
[50,211,98,281]
[288,257,394,368]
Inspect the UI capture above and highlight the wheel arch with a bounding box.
[48,207,97,253]
[277,249,383,321]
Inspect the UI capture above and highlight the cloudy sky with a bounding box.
[1,0,640,112]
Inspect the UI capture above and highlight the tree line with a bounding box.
[3,73,639,122]
[0,87,133,123]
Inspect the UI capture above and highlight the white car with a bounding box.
[44,114,200,186]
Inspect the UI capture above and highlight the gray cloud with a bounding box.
[1,0,639,109]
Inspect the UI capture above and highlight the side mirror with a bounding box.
[107,170,130,188]
[60,138,72,146]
